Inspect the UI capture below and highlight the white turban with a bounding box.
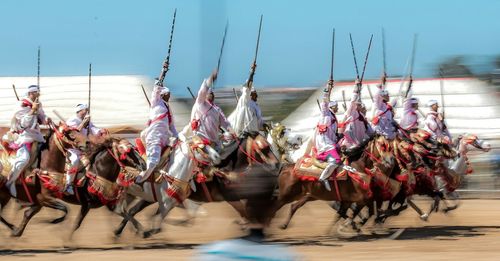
[427,99,438,107]
[160,87,170,95]
[208,87,214,93]
[406,97,419,104]
[76,103,88,112]
[26,85,40,95]
[379,89,389,96]
[328,100,337,107]
[250,87,257,93]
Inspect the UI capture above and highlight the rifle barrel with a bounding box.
[141,84,151,107]
[360,34,373,84]
[349,33,360,80]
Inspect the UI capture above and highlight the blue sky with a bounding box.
[1,0,499,97]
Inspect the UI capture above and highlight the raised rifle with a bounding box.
[187,86,196,100]
[214,21,229,87]
[403,34,418,99]
[12,84,20,101]
[37,46,41,87]
[141,84,151,107]
[245,15,263,88]
[86,63,92,134]
[381,28,387,86]
[157,9,177,86]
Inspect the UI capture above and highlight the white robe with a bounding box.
[340,92,373,148]
[141,85,178,148]
[372,89,397,140]
[423,111,451,139]
[10,98,46,145]
[399,94,419,131]
[228,86,264,135]
[313,91,338,154]
[191,78,231,146]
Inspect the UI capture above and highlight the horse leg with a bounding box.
[143,198,176,238]
[228,200,249,227]
[280,195,311,230]
[41,197,68,224]
[0,194,14,231]
[407,198,429,221]
[70,204,90,238]
[11,205,42,237]
[114,199,152,237]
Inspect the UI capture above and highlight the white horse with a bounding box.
[266,123,304,163]
[114,135,220,238]
[410,134,491,220]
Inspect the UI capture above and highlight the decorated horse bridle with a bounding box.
[51,123,85,157]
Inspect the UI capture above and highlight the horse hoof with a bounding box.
[143,231,152,238]
[11,229,22,237]
[279,224,288,230]
[420,213,429,221]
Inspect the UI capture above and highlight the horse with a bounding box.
[408,134,491,220]
[266,123,303,163]
[113,135,222,238]
[0,121,146,237]
[274,134,397,231]
[114,132,281,237]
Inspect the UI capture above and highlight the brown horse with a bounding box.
[0,122,146,237]
[274,135,398,230]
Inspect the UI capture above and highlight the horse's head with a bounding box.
[190,135,221,165]
[457,134,491,155]
[371,135,394,169]
[248,134,280,169]
[50,121,88,151]
[111,139,147,171]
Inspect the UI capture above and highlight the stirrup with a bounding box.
[322,180,332,191]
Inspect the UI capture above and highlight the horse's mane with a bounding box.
[86,138,120,163]
[240,131,260,139]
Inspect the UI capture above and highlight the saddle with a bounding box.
[294,156,347,181]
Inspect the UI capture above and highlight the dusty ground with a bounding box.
[0,199,499,260]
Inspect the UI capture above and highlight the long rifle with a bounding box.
[439,67,446,119]
[37,46,41,87]
[349,33,360,81]
[87,63,92,134]
[12,84,20,101]
[341,90,347,111]
[359,34,373,85]
[381,28,387,86]
[141,84,151,107]
[215,21,229,84]
[246,15,263,88]
[187,86,196,100]
[232,88,239,102]
[158,9,177,85]
[403,34,418,98]
[329,29,335,85]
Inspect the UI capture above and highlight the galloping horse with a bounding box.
[409,134,491,220]
[0,121,146,237]
[274,135,398,230]
[114,132,281,237]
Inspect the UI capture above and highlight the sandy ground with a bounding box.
[0,199,500,260]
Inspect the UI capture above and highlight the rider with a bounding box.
[135,68,178,183]
[315,80,341,191]
[190,70,234,152]
[400,93,420,132]
[64,103,106,194]
[5,85,47,197]
[229,62,265,136]
[372,76,398,140]
[340,80,374,149]
[423,100,451,143]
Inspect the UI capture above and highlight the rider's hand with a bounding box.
[31,102,40,113]
[211,69,218,82]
